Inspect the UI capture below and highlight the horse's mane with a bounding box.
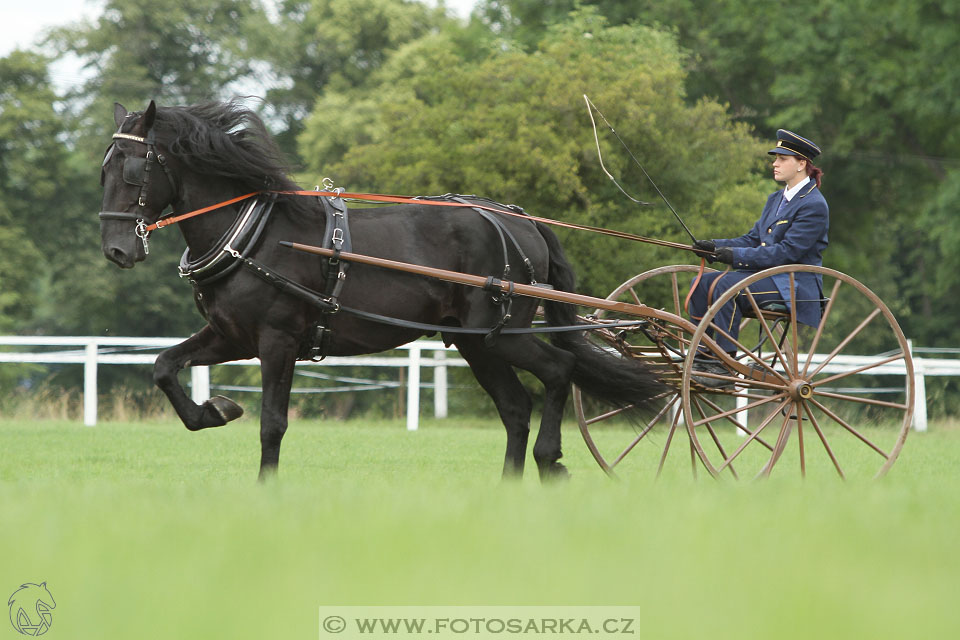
[153,101,300,193]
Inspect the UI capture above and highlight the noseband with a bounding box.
[99,127,176,254]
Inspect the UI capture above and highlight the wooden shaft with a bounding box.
[279,241,761,376]
[280,241,715,349]
[282,241,656,314]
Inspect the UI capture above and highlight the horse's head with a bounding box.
[99,101,179,268]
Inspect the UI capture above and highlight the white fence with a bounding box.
[2,337,958,431]
[0,337,466,430]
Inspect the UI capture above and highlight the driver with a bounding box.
[687,129,829,388]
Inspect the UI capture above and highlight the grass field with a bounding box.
[2,416,959,639]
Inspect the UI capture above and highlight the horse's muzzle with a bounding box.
[100,213,147,268]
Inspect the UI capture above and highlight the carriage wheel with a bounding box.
[573,264,715,478]
[681,265,914,480]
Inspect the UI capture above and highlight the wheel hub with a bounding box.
[787,379,814,401]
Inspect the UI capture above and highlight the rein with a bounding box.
[143,188,699,253]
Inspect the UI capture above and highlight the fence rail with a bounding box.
[0,337,465,430]
[2,337,958,431]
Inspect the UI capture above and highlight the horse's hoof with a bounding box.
[207,395,244,423]
[538,462,570,482]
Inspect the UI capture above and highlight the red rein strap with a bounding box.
[684,258,706,317]
[147,188,696,253]
[146,191,261,231]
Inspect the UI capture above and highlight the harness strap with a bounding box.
[239,257,645,338]
[319,194,351,299]
[178,193,277,285]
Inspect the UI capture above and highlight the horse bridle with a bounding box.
[99,126,177,254]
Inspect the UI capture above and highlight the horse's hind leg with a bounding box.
[453,336,533,478]
[154,326,251,431]
[487,335,576,481]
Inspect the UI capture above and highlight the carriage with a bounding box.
[284,240,914,482]
[98,101,913,481]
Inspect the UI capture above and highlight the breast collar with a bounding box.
[178,193,277,285]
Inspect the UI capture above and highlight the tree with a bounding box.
[257,0,452,154]
[50,0,269,109]
[479,0,960,346]
[0,51,63,331]
[299,7,768,297]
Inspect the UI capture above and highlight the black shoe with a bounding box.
[691,359,736,389]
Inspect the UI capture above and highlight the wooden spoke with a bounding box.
[611,396,680,468]
[690,392,787,428]
[743,287,794,375]
[715,398,791,474]
[807,308,882,378]
[813,390,910,411]
[808,397,889,460]
[694,396,739,479]
[810,352,907,388]
[804,401,846,479]
[758,410,794,479]
[656,405,685,478]
[789,272,799,373]
[698,319,791,386]
[697,394,777,451]
[797,401,806,477]
[802,278,843,377]
[688,436,699,479]
[583,403,636,426]
[670,273,682,315]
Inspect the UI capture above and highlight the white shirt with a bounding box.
[783,175,811,201]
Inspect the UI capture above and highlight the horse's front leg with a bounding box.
[256,331,300,481]
[153,326,251,431]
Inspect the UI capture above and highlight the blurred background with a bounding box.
[2,0,958,419]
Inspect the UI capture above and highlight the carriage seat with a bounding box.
[740,299,789,319]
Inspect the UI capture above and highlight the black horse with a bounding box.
[98,100,666,480]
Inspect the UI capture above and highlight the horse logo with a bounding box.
[8,582,56,636]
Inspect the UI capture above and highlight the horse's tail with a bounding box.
[535,222,669,411]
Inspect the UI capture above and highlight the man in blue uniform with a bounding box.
[688,129,829,387]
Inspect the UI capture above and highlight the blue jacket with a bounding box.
[713,181,829,327]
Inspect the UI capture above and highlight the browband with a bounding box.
[112,132,148,144]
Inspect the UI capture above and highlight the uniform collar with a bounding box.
[783,176,811,201]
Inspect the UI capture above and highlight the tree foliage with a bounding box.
[0,0,957,357]
[299,7,766,296]
[256,0,452,153]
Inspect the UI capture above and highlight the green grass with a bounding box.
[2,417,959,639]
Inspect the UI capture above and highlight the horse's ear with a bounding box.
[142,100,157,131]
[113,103,128,128]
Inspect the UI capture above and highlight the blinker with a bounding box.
[123,156,147,185]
